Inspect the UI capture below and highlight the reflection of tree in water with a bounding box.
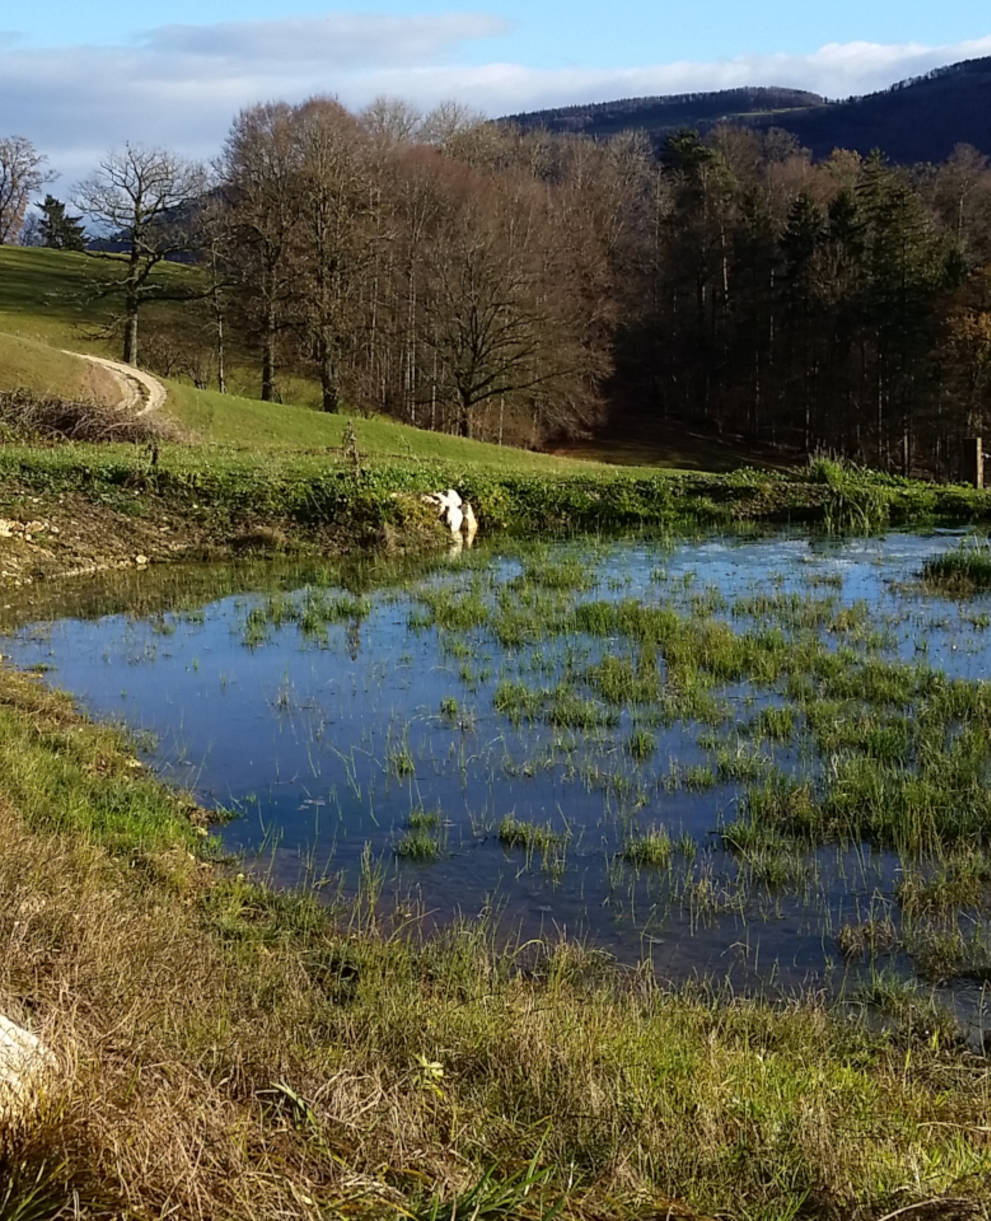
[347,616,362,661]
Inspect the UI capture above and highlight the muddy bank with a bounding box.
[0,481,450,587]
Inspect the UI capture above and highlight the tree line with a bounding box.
[6,101,991,470]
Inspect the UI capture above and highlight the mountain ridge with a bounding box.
[502,56,991,163]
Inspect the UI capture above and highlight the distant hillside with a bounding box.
[504,57,991,163]
[505,86,825,140]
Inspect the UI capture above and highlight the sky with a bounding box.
[4,1,991,189]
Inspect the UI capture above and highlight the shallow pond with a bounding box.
[6,529,991,1030]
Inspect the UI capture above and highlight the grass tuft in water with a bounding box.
[498,816,562,854]
[395,828,445,860]
[406,808,442,832]
[837,919,897,959]
[921,539,991,592]
[627,729,656,763]
[622,827,673,869]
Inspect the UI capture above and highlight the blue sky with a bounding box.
[4,3,991,186]
[16,1,991,65]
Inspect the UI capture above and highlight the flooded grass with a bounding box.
[622,827,674,868]
[395,826,445,860]
[922,538,991,592]
[498,815,563,853]
[8,528,991,1034]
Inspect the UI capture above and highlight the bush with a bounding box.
[0,388,180,445]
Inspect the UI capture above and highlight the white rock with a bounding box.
[0,1014,57,1122]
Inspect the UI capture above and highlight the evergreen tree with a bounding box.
[857,155,947,469]
[778,193,827,450]
[37,194,86,251]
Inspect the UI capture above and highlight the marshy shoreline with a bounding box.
[4,514,991,1219]
[4,444,991,589]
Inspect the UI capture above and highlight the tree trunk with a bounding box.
[458,394,473,439]
[216,309,227,395]
[319,333,339,413]
[211,248,227,394]
[122,303,139,366]
[261,300,276,402]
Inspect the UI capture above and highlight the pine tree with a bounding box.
[37,194,86,251]
[779,193,827,450]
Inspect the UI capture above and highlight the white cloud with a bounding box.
[139,13,508,66]
[2,17,990,191]
[420,36,991,114]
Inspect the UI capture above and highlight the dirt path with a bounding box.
[63,352,167,418]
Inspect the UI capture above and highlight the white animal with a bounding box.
[422,489,465,535]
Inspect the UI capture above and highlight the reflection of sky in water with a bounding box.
[5,529,991,1025]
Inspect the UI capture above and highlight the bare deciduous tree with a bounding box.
[218,104,304,400]
[0,136,52,244]
[360,96,423,148]
[293,98,379,413]
[417,170,608,439]
[75,144,206,364]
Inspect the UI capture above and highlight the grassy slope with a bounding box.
[0,245,634,472]
[0,331,121,404]
[164,379,621,472]
[0,244,732,471]
[0,245,164,357]
[4,245,991,580]
[552,432,796,475]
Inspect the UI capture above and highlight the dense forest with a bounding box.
[14,80,991,476]
[135,95,991,477]
[506,87,826,140]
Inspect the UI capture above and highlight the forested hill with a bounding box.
[505,87,826,140]
[504,56,991,163]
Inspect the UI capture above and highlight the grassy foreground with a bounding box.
[1,665,990,1220]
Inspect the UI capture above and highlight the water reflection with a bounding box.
[4,528,991,1034]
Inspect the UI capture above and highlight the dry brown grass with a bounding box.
[0,389,182,445]
[1,668,990,1219]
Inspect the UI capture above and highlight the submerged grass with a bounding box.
[622,827,674,868]
[3,664,991,1219]
[12,462,991,1216]
[395,827,445,860]
[0,674,989,1219]
[8,533,991,1214]
[498,815,563,854]
[922,540,991,592]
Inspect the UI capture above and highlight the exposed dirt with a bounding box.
[0,489,210,588]
[0,484,451,591]
[63,352,167,418]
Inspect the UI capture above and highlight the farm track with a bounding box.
[63,351,166,417]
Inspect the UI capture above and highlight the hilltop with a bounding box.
[505,55,991,162]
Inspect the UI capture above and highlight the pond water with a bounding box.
[5,529,991,1031]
